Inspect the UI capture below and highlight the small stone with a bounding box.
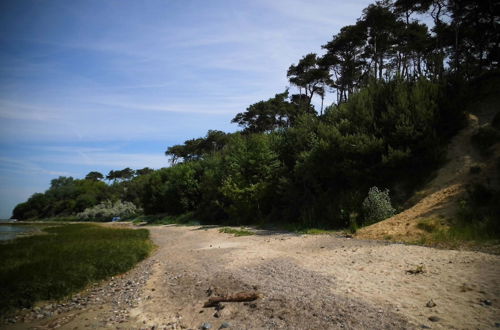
[213,312,220,318]
[201,322,212,329]
[219,322,231,329]
[494,322,500,327]
[426,300,436,308]
[480,299,492,306]
[420,325,431,329]
[428,316,441,322]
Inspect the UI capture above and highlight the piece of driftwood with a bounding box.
[203,292,259,307]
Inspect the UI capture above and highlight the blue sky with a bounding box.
[0,0,372,218]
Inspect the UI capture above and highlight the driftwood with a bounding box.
[203,292,259,307]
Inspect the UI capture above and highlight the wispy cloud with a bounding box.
[31,147,169,170]
[0,100,61,121]
[0,156,71,177]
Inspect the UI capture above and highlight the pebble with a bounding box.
[480,299,492,306]
[3,259,156,326]
[201,322,212,329]
[219,322,231,329]
[428,316,441,322]
[425,300,436,308]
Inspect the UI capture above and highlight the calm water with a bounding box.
[0,224,39,241]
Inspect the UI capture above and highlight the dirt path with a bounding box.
[5,225,499,329]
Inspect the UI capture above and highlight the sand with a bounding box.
[7,224,499,329]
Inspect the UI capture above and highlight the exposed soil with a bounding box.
[4,224,499,329]
[357,109,500,244]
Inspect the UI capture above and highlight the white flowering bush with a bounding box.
[77,200,142,221]
[362,186,396,225]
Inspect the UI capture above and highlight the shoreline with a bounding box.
[3,224,498,329]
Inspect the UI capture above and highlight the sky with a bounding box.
[0,0,373,218]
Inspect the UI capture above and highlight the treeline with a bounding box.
[13,0,499,230]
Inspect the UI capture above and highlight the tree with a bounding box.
[322,24,367,103]
[231,91,307,133]
[447,0,500,77]
[165,130,230,164]
[136,167,154,176]
[360,2,401,80]
[287,53,330,109]
[85,171,104,181]
[218,134,280,224]
[106,168,135,183]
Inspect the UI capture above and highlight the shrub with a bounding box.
[455,184,500,239]
[469,166,481,174]
[471,126,500,156]
[77,200,142,221]
[362,186,396,225]
[492,111,500,130]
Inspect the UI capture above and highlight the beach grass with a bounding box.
[0,223,153,315]
[218,227,255,236]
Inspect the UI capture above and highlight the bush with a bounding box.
[492,111,500,130]
[471,126,500,156]
[362,186,396,225]
[77,200,142,221]
[455,184,500,239]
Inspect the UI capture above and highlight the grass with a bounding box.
[218,227,255,236]
[416,217,445,233]
[131,213,200,226]
[413,216,500,252]
[261,222,344,235]
[298,228,339,235]
[0,223,153,315]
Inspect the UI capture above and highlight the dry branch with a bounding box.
[203,292,259,307]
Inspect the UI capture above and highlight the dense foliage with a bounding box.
[12,0,499,232]
[362,187,396,225]
[76,200,142,221]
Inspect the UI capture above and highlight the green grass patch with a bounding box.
[218,227,255,236]
[416,217,445,233]
[299,228,339,235]
[0,224,153,315]
[256,222,344,235]
[413,214,500,252]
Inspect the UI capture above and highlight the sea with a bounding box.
[0,221,39,241]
